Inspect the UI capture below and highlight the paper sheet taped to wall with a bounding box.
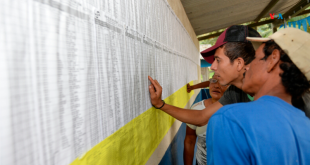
[0,0,199,164]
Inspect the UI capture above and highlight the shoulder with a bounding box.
[214,103,250,116]
[212,96,289,123]
[212,97,268,121]
[207,102,258,133]
[203,98,213,107]
[226,85,242,92]
[191,99,209,110]
[224,85,248,97]
[219,85,250,106]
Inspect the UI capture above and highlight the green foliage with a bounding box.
[257,24,273,37]
[199,36,218,45]
[209,72,214,79]
[200,13,310,46]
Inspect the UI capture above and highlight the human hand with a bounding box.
[148,76,164,108]
[187,83,193,93]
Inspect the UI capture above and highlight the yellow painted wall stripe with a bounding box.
[71,81,195,165]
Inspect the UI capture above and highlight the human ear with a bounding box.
[267,49,281,73]
[236,57,245,72]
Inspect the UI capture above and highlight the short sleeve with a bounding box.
[206,111,250,165]
[218,85,250,105]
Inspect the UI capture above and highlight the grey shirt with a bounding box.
[218,85,251,105]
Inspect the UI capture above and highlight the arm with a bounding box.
[183,126,197,165]
[187,81,210,93]
[148,76,223,126]
[206,113,250,165]
[159,102,222,126]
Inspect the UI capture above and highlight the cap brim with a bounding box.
[246,37,271,42]
[203,55,215,64]
[201,41,227,64]
[246,37,271,50]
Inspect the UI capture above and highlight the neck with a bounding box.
[231,72,244,89]
[211,98,217,104]
[254,77,291,104]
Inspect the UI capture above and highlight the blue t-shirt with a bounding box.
[207,95,310,165]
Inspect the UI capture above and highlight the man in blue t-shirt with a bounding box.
[207,28,310,165]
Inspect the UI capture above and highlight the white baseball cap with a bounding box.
[246,28,310,81]
[247,28,310,116]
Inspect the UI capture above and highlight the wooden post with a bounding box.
[272,23,278,33]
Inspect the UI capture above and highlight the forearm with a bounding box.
[160,101,223,126]
[191,81,210,89]
[184,138,196,165]
[148,76,221,125]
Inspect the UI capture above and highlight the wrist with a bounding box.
[154,100,165,109]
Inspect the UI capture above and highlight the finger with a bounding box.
[148,76,160,90]
[154,80,162,93]
[148,76,156,86]
[148,84,156,98]
[154,80,161,87]
[154,80,163,91]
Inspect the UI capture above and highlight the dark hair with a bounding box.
[262,40,310,112]
[221,42,255,65]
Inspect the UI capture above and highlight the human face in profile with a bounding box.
[242,44,268,96]
[210,47,242,86]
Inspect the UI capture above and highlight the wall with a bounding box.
[146,0,201,164]
[167,0,200,50]
[0,0,200,165]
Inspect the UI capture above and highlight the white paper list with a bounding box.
[0,0,199,165]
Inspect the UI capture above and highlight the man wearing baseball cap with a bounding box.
[148,25,262,126]
[207,28,310,165]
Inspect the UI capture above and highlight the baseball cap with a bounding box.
[201,25,261,64]
[247,28,310,116]
[246,28,310,81]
